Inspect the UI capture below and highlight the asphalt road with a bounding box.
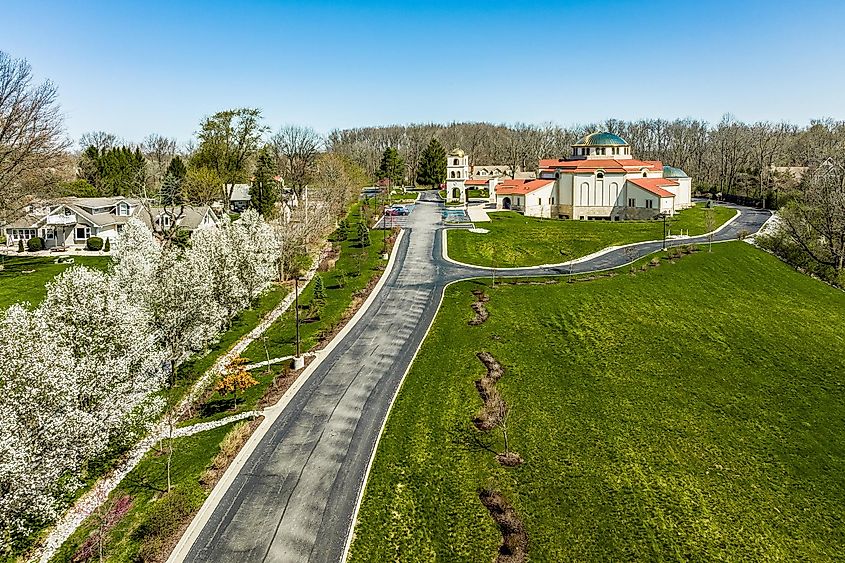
[178,192,771,563]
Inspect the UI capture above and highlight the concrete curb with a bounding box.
[167,229,406,563]
[441,208,742,272]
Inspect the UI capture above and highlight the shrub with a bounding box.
[104,238,111,252]
[18,239,24,252]
[86,236,104,251]
[0,234,5,245]
[357,222,371,247]
[313,274,327,303]
[26,237,43,252]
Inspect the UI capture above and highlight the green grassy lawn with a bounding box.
[447,203,736,267]
[467,188,489,199]
[50,422,243,563]
[350,243,845,561]
[438,190,447,199]
[389,192,419,203]
[0,255,111,309]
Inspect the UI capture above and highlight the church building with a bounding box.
[447,132,692,220]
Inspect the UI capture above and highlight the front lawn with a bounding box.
[0,255,111,309]
[350,243,845,561]
[447,203,735,267]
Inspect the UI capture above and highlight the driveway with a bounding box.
[174,193,771,562]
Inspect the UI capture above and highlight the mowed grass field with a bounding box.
[447,202,736,267]
[349,243,845,561]
[0,255,111,308]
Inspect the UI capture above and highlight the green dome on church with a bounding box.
[574,131,628,146]
[663,165,688,178]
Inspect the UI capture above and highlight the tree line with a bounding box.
[328,118,845,199]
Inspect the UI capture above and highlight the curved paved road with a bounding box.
[176,192,771,563]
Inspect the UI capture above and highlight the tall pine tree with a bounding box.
[377,147,405,187]
[166,155,187,183]
[250,146,279,217]
[416,139,446,188]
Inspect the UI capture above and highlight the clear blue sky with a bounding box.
[5,0,844,145]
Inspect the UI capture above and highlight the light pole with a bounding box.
[293,276,304,369]
[662,213,668,251]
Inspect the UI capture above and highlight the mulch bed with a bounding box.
[468,289,490,326]
[479,489,528,563]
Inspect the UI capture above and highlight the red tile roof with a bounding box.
[627,177,678,198]
[538,158,663,173]
[495,179,554,195]
[464,179,489,186]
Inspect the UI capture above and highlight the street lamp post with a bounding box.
[662,213,668,251]
[293,276,304,369]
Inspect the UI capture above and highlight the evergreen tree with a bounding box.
[357,222,371,247]
[166,155,187,183]
[377,147,405,186]
[250,146,279,217]
[160,173,182,205]
[416,138,447,187]
[313,274,327,304]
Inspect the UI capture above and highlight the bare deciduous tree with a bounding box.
[0,51,70,222]
[780,160,845,272]
[271,125,323,195]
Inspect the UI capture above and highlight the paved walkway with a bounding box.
[172,192,771,563]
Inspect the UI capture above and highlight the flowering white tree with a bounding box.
[0,268,165,553]
[229,209,278,302]
[0,211,281,553]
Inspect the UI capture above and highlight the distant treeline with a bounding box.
[328,117,845,202]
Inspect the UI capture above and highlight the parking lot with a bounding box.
[374,203,415,229]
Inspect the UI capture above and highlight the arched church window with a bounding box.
[642,171,648,178]
[453,158,459,165]
[596,172,604,179]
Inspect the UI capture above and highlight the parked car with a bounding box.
[390,205,410,216]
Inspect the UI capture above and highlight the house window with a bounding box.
[75,227,89,240]
[628,198,636,207]
[64,208,73,216]
[118,203,129,216]
[645,200,654,209]
[160,215,171,227]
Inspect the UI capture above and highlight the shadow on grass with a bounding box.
[448,421,498,456]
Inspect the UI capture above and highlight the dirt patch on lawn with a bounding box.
[468,289,490,326]
[479,489,528,563]
[473,352,505,431]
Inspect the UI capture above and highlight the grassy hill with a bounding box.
[349,242,845,561]
[447,202,736,267]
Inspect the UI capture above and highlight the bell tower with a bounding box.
[446,148,469,203]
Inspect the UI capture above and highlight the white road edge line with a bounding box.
[441,208,743,271]
[167,229,406,563]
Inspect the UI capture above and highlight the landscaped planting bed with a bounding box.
[350,242,845,561]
